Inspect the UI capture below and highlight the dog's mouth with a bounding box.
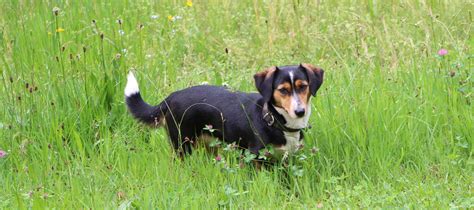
[272,103,311,130]
[284,107,306,119]
[273,105,301,119]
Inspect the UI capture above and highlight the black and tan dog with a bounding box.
[125,64,324,158]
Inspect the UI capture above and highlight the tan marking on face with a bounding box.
[294,80,310,109]
[301,63,323,75]
[273,82,294,114]
[255,66,277,79]
[295,80,308,88]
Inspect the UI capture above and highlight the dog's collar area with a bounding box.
[262,103,304,133]
[262,111,275,126]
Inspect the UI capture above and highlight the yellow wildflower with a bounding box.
[56,28,65,33]
[186,0,192,7]
[167,15,173,21]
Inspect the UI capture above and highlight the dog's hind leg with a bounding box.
[165,118,195,158]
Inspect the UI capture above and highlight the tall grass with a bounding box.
[0,0,472,208]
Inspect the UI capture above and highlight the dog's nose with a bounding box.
[295,108,305,117]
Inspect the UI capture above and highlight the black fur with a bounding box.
[126,92,166,125]
[126,64,324,156]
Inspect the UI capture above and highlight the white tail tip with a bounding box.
[125,71,139,97]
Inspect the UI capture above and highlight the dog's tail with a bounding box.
[124,72,166,126]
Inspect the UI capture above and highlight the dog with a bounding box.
[125,64,324,159]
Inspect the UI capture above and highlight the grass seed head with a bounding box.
[311,147,320,154]
[52,7,60,16]
[450,70,456,77]
[117,191,126,200]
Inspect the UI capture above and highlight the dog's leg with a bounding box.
[248,146,265,171]
[165,117,194,157]
[253,160,263,171]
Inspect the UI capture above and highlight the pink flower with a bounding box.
[215,155,222,162]
[0,150,7,158]
[438,48,448,56]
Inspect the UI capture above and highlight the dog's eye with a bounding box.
[298,84,308,90]
[295,84,307,91]
[278,88,289,95]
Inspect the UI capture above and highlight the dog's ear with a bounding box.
[254,66,278,102]
[300,63,324,96]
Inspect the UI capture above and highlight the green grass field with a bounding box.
[0,0,473,208]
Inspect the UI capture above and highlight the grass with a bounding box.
[0,0,472,208]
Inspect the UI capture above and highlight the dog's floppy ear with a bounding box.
[300,63,324,96]
[254,66,278,102]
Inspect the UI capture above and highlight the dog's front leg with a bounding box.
[252,159,263,171]
[248,147,264,171]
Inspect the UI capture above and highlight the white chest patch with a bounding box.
[274,131,302,156]
[271,100,311,158]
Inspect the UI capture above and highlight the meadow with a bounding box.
[0,0,472,208]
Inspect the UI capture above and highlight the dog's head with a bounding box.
[254,64,324,120]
